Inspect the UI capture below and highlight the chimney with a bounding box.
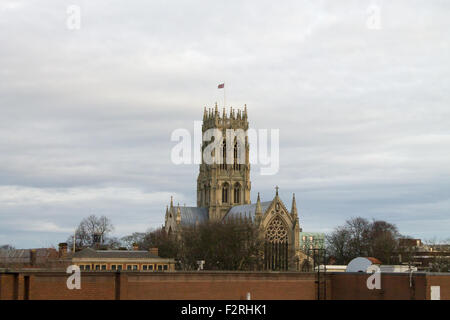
[132,243,139,251]
[93,233,101,248]
[149,247,158,256]
[30,249,37,266]
[58,242,68,258]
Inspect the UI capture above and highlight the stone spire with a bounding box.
[176,203,181,225]
[291,193,298,217]
[255,192,262,223]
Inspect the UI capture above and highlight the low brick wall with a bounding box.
[329,272,428,300]
[0,269,448,300]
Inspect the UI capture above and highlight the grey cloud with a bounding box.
[0,1,449,247]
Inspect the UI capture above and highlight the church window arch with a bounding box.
[265,216,288,243]
[222,183,229,204]
[221,139,227,169]
[233,183,241,204]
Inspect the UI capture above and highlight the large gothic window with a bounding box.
[222,183,229,203]
[233,183,240,204]
[221,139,227,169]
[233,141,241,170]
[265,216,288,243]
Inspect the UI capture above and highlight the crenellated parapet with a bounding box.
[202,104,249,131]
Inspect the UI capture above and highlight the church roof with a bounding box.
[223,201,272,221]
[178,206,209,226]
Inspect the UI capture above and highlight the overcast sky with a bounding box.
[1,0,449,248]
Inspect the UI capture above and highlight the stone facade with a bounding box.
[164,105,307,270]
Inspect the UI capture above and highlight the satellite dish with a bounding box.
[346,257,381,273]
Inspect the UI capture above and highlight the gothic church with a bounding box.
[164,105,307,270]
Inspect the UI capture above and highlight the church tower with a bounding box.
[197,104,251,221]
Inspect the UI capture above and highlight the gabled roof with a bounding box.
[223,201,272,221]
[178,206,209,226]
[72,248,160,259]
[0,248,58,263]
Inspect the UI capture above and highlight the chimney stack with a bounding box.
[149,247,159,256]
[58,242,68,258]
[93,233,101,248]
[30,249,37,266]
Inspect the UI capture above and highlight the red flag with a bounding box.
[218,83,224,89]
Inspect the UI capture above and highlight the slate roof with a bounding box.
[0,248,58,263]
[178,206,209,226]
[223,201,272,221]
[72,248,160,259]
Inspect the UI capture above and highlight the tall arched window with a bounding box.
[233,142,241,170]
[221,139,227,169]
[234,183,240,204]
[265,216,288,243]
[222,183,229,203]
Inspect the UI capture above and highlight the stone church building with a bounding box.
[164,105,309,270]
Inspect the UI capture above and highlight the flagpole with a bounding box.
[224,82,226,108]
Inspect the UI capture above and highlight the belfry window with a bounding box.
[222,184,229,203]
[233,142,241,170]
[222,140,227,169]
[234,184,240,204]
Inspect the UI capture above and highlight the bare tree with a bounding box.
[125,220,264,270]
[67,215,114,250]
[424,238,450,272]
[326,226,352,265]
[121,232,146,249]
[326,217,402,265]
[139,228,179,258]
[177,220,264,271]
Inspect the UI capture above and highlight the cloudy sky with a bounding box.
[1,0,449,248]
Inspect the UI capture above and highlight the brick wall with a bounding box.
[0,270,448,300]
[425,274,450,300]
[329,272,428,300]
[125,272,318,300]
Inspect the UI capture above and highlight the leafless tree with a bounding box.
[326,217,402,265]
[121,232,146,249]
[424,238,450,272]
[67,215,114,250]
[177,220,264,271]
[125,220,264,270]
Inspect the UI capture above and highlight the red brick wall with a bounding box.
[426,274,450,300]
[0,270,448,300]
[0,273,16,300]
[125,273,317,300]
[31,273,117,300]
[329,273,428,300]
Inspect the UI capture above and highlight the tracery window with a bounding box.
[221,139,227,169]
[233,183,240,203]
[265,216,288,243]
[222,183,229,203]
